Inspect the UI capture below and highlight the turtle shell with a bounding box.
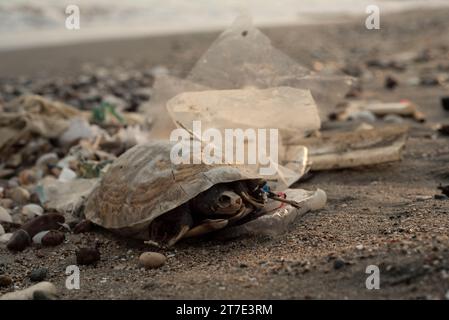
[84,140,261,235]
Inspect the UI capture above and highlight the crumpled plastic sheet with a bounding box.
[40,177,99,217]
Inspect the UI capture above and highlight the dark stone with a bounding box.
[7,229,31,252]
[438,125,449,136]
[333,259,346,270]
[434,194,449,200]
[32,290,55,300]
[0,275,12,287]
[76,247,101,265]
[30,268,48,282]
[441,97,449,111]
[420,76,439,86]
[438,185,449,197]
[385,76,399,90]
[41,230,65,246]
[73,220,92,234]
[21,213,65,238]
[342,64,362,77]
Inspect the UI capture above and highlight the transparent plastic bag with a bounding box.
[141,74,210,139]
[187,15,310,89]
[187,15,353,118]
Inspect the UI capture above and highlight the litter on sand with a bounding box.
[0,14,417,252]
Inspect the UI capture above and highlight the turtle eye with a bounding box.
[218,194,231,207]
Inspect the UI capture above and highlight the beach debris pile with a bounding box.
[0,63,156,112]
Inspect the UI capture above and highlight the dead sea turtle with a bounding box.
[84,141,267,246]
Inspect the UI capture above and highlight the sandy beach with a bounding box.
[1,7,449,299]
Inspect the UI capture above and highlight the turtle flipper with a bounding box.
[166,224,191,247]
[228,206,253,223]
[183,219,228,238]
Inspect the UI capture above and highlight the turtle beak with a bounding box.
[216,191,242,214]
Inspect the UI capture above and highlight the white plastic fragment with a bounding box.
[58,167,77,182]
[59,117,95,146]
[41,177,99,215]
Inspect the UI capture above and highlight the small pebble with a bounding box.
[434,194,448,200]
[385,75,399,90]
[0,207,12,223]
[139,252,166,269]
[18,169,37,185]
[30,268,48,282]
[21,204,44,220]
[0,233,13,244]
[41,230,65,246]
[22,213,65,238]
[441,97,449,112]
[0,281,57,300]
[73,220,92,234]
[29,192,42,204]
[76,247,101,265]
[7,229,31,252]
[356,244,364,250]
[0,199,13,209]
[0,275,13,287]
[8,187,30,205]
[333,259,346,270]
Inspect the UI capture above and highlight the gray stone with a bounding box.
[30,268,48,282]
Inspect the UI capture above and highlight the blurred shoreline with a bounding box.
[1,0,449,52]
[1,7,449,79]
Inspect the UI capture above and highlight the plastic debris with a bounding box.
[286,124,408,171]
[333,100,425,122]
[167,87,321,143]
[214,188,327,239]
[40,177,99,216]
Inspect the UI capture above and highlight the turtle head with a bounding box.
[191,184,243,216]
[213,190,243,214]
